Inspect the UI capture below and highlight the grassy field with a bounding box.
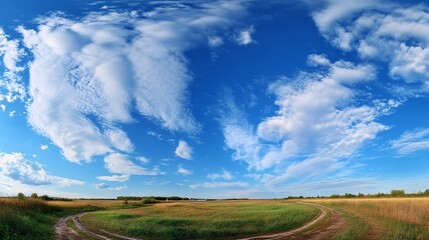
[80,200,320,240]
[308,198,429,240]
[0,198,122,240]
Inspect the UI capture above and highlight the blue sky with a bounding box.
[1,0,429,199]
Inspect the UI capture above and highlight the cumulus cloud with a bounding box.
[0,28,26,103]
[221,57,391,184]
[0,104,5,112]
[97,174,129,182]
[104,153,159,176]
[8,110,15,117]
[17,1,248,164]
[40,145,48,150]
[236,26,255,45]
[311,2,429,89]
[391,129,429,155]
[175,140,193,160]
[0,152,83,186]
[177,165,193,175]
[207,170,233,180]
[190,181,248,189]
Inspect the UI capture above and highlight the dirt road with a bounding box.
[237,203,346,240]
[55,203,345,240]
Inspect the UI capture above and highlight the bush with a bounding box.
[142,197,159,204]
[17,193,25,200]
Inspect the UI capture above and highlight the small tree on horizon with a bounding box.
[31,193,38,198]
[17,192,25,200]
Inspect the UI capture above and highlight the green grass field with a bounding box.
[80,200,320,240]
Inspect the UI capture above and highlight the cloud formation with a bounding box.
[17,1,248,164]
[0,152,83,186]
[312,1,429,89]
[190,181,248,189]
[175,140,193,160]
[222,56,392,184]
[104,153,159,176]
[391,128,429,155]
[177,165,193,175]
[0,28,26,103]
[207,170,233,180]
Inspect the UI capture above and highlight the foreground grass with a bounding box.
[81,200,319,240]
[308,198,429,240]
[0,198,109,240]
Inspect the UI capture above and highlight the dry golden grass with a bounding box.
[306,197,429,226]
[46,199,129,208]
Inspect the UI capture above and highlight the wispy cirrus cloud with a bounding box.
[97,174,129,182]
[207,170,233,180]
[190,181,248,189]
[391,128,429,155]
[93,182,126,191]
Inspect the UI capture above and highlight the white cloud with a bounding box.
[0,104,5,112]
[17,2,248,164]
[311,0,382,32]
[40,145,48,150]
[190,181,249,189]
[8,110,15,117]
[94,182,126,191]
[177,165,193,175]
[175,140,193,160]
[0,152,83,186]
[207,170,233,180]
[236,26,255,45]
[307,54,331,66]
[208,36,223,47]
[221,57,391,184]
[97,174,129,182]
[391,129,429,155]
[104,153,159,176]
[312,3,429,88]
[0,28,26,103]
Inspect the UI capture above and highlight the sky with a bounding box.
[0,0,429,199]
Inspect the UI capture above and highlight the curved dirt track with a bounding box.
[55,203,345,240]
[237,203,346,240]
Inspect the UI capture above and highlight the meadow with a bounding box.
[308,198,429,240]
[0,197,117,240]
[80,200,319,240]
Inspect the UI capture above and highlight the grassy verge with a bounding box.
[309,198,429,240]
[80,200,319,240]
[331,211,368,240]
[0,198,103,240]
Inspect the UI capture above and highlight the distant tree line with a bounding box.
[117,196,190,201]
[13,193,72,201]
[286,189,429,199]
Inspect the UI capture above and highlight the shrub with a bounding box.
[142,197,159,204]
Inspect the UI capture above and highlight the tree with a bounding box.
[17,192,25,200]
[391,189,405,197]
[31,193,38,198]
